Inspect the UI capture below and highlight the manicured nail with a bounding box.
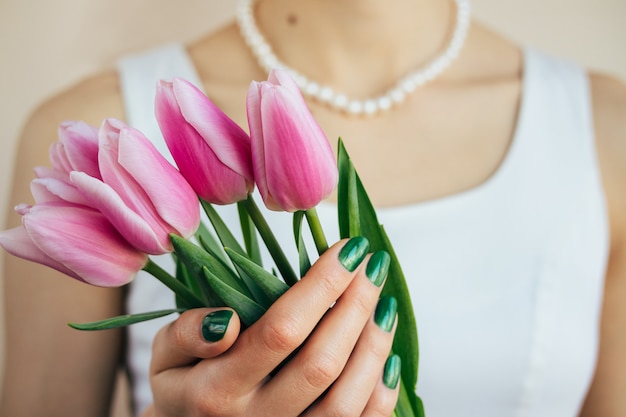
[383,354,401,389]
[366,251,390,287]
[374,296,397,332]
[201,310,233,342]
[338,236,370,272]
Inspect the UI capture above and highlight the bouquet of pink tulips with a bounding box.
[0,70,424,416]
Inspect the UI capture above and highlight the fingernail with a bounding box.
[374,296,397,332]
[383,354,401,389]
[338,236,370,272]
[201,310,233,342]
[366,251,390,287]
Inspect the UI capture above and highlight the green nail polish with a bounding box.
[374,296,397,332]
[338,236,370,271]
[366,251,390,287]
[201,310,233,342]
[383,354,401,389]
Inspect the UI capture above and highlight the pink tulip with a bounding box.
[0,203,147,287]
[71,119,200,254]
[247,69,338,212]
[155,78,254,205]
[26,121,101,208]
[50,121,101,179]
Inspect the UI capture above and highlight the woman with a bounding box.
[2,0,625,416]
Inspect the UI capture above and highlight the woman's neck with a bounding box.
[255,0,456,97]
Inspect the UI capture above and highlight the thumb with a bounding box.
[151,307,240,374]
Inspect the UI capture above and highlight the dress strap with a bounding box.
[117,43,203,162]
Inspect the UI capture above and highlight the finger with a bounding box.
[151,307,240,374]
[303,296,398,417]
[258,251,391,415]
[220,237,371,392]
[361,354,402,417]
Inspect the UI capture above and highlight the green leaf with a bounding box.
[195,221,231,267]
[336,138,422,415]
[380,226,420,388]
[197,203,264,304]
[293,211,312,277]
[68,309,185,331]
[171,234,249,305]
[174,255,203,308]
[201,199,247,257]
[225,247,289,306]
[195,214,269,306]
[143,258,204,309]
[337,140,361,238]
[203,267,267,327]
[337,138,351,238]
[219,243,274,308]
[395,378,426,417]
[238,201,263,266]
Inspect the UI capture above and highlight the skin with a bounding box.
[2,0,625,415]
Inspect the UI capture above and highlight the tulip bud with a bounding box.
[247,69,338,212]
[155,78,254,205]
[71,119,200,254]
[0,203,147,287]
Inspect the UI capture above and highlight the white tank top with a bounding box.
[118,43,609,417]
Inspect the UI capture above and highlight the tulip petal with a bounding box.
[14,204,32,216]
[171,78,254,183]
[98,119,176,245]
[23,204,147,287]
[71,171,170,254]
[58,121,101,179]
[0,225,83,281]
[246,81,270,203]
[116,126,200,238]
[31,177,90,206]
[156,81,252,204]
[257,86,337,211]
[269,69,308,108]
[34,166,69,182]
[49,142,73,175]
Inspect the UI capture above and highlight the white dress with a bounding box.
[118,43,608,417]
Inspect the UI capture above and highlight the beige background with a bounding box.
[0,0,625,414]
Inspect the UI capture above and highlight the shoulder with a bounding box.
[21,69,124,151]
[590,72,626,245]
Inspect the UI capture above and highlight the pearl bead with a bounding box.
[377,96,393,111]
[331,94,349,110]
[318,86,334,103]
[304,82,320,96]
[348,101,364,115]
[363,100,378,115]
[390,89,406,104]
[237,0,471,117]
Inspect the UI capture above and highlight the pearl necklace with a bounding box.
[237,0,471,116]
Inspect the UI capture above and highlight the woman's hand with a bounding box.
[143,237,401,417]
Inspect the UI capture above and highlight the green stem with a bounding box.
[242,195,299,286]
[143,258,204,308]
[304,207,328,255]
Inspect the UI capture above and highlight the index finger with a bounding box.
[220,236,370,388]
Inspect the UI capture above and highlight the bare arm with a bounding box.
[579,73,626,417]
[1,71,129,417]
